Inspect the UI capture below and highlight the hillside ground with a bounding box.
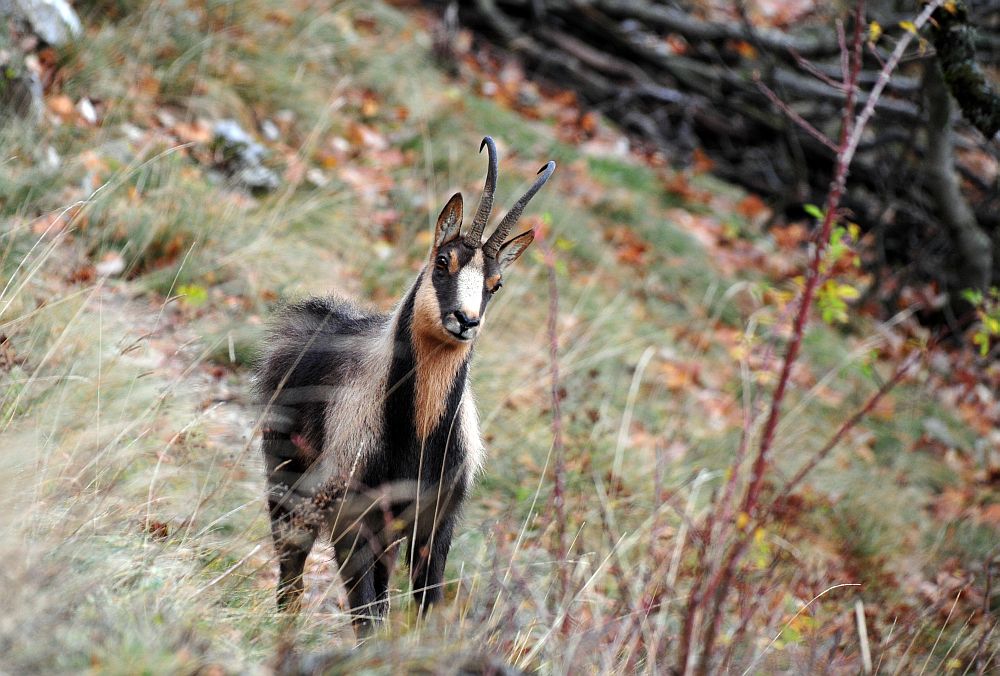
[1,0,998,672]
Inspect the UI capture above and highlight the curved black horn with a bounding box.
[483,161,556,258]
[465,136,499,247]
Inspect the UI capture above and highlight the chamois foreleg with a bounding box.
[410,512,455,612]
[371,541,399,621]
[328,487,402,632]
[406,475,466,611]
[333,524,381,633]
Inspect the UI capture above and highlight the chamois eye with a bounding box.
[435,255,448,271]
[492,281,503,293]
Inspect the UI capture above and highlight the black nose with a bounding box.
[454,311,480,329]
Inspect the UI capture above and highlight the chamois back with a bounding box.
[254,297,384,467]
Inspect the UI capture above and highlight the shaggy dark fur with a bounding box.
[254,289,471,630]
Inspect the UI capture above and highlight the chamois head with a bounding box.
[417,136,555,345]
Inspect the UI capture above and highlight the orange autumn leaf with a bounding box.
[737,194,770,221]
[979,504,1000,526]
[692,147,714,173]
[659,361,696,391]
[347,122,388,150]
[361,91,380,118]
[772,223,809,249]
[663,173,710,202]
[48,94,75,119]
[605,226,649,265]
[579,111,599,136]
[174,120,213,144]
[732,40,758,60]
[664,34,688,55]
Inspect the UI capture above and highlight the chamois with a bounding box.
[254,137,555,632]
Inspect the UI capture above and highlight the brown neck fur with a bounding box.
[409,271,471,440]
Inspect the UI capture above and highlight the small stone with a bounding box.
[0,0,82,47]
[95,252,125,277]
[76,97,97,125]
[330,136,350,154]
[44,144,60,168]
[212,119,280,193]
[233,165,280,192]
[305,168,328,187]
[120,123,145,143]
[260,119,280,142]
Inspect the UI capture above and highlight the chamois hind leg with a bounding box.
[410,513,455,612]
[264,432,318,613]
[268,494,317,613]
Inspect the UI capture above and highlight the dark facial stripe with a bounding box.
[432,244,491,323]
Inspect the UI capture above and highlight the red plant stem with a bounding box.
[690,9,866,669]
[687,3,946,669]
[741,4,863,522]
[742,0,943,525]
[678,2,945,670]
[538,230,569,602]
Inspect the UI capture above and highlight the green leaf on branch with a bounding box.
[964,286,1000,356]
[818,280,859,325]
[803,203,825,221]
[961,288,983,305]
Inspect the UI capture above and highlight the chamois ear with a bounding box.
[434,192,464,248]
[495,229,535,271]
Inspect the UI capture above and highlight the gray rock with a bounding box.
[231,164,280,192]
[212,119,280,193]
[0,0,82,47]
[1,66,43,122]
[260,118,280,142]
[922,417,959,449]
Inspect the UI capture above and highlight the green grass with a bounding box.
[1,0,995,673]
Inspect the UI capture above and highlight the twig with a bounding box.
[774,348,919,502]
[857,599,873,674]
[537,228,569,604]
[756,77,839,152]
